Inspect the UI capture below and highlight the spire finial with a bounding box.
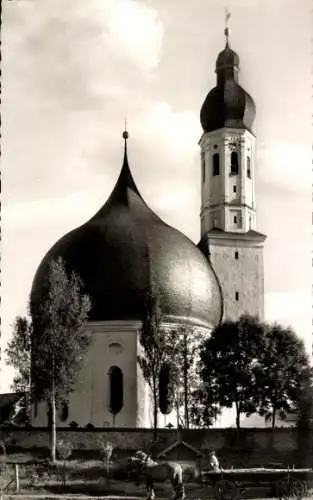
[122,116,129,166]
[224,7,231,45]
[122,115,129,141]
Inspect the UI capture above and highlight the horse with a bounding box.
[129,450,185,500]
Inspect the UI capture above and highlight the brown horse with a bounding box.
[129,450,185,500]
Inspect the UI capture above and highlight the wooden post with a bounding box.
[15,464,19,493]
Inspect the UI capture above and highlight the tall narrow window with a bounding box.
[34,399,38,418]
[108,366,123,416]
[213,153,220,176]
[233,216,237,224]
[235,251,239,260]
[247,156,251,178]
[201,154,205,183]
[231,152,239,174]
[235,291,239,301]
[233,185,237,193]
[58,401,69,422]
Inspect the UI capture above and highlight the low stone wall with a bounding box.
[3,427,313,468]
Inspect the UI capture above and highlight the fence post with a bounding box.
[15,464,19,493]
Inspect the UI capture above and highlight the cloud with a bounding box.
[138,102,199,155]
[2,192,97,229]
[256,142,311,192]
[106,1,163,71]
[3,0,164,206]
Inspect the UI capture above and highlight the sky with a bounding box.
[1,0,312,394]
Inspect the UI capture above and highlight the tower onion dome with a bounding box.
[31,132,223,329]
[200,38,256,133]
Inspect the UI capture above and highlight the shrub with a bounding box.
[69,421,79,429]
[56,440,73,461]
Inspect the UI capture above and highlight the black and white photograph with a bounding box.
[1,0,313,498]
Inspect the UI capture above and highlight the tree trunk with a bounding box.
[272,407,276,430]
[183,333,189,429]
[235,403,240,430]
[176,384,180,429]
[27,365,32,424]
[235,402,241,447]
[153,380,158,440]
[50,359,56,464]
[50,391,56,463]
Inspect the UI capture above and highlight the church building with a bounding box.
[30,27,265,428]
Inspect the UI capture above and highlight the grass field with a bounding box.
[1,454,313,499]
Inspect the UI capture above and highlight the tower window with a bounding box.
[231,152,239,174]
[108,366,123,416]
[235,291,239,301]
[201,154,205,183]
[235,251,239,259]
[213,153,220,176]
[247,156,251,178]
[233,216,237,224]
[233,185,237,193]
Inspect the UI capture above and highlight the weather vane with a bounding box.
[224,7,231,44]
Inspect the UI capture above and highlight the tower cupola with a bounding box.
[200,19,255,134]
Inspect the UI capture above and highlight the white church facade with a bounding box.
[30,28,266,428]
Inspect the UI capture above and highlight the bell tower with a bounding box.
[198,12,266,322]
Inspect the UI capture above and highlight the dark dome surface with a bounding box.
[200,42,255,133]
[31,140,222,329]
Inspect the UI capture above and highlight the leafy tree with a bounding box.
[137,292,169,437]
[5,316,32,423]
[189,385,221,428]
[165,326,205,428]
[254,324,312,428]
[31,257,91,462]
[199,315,266,432]
[296,377,313,430]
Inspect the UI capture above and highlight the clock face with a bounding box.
[224,136,244,153]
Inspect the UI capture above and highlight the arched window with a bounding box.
[58,401,69,422]
[34,399,38,418]
[159,363,174,415]
[108,366,123,416]
[247,156,251,178]
[231,152,239,174]
[213,153,220,176]
[201,154,205,183]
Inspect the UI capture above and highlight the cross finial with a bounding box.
[224,7,231,44]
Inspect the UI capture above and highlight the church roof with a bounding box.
[0,393,23,409]
[157,439,204,459]
[31,133,222,329]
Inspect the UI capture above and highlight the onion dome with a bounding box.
[31,132,222,329]
[200,31,256,134]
